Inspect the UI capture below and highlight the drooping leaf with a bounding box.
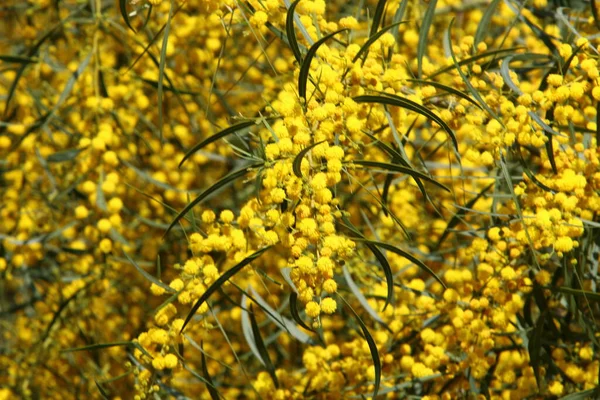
[365,242,394,311]
[289,292,314,332]
[353,21,407,64]
[417,0,437,79]
[241,295,267,366]
[593,0,600,30]
[248,305,279,387]
[249,287,312,344]
[95,380,110,400]
[46,147,84,163]
[179,120,258,168]
[286,0,303,64]
[298,29,348,99]
[352,159,450,192]
[528,311,546,390]
[340,296,381,399]
[391,0,409,50]
[551,286,600,302]
[141,78,201,95]
[157,0,174,141]
[407,78,482,110]
[436,183,494,247]
[427,47,524,79]
[559,389,596,400]
[473,0,500,48]
[165,163,262,237]
[292,140,325,178]
[123,251,175,293]
[119,0,136,33]
[180,246,272,332]
[358,239,446,289]
[343,265,388,326]
[354,94,458,152]
[0,55,37,64]
[370,0,388,38]
[200,342,222,400]
[446,19,500,122]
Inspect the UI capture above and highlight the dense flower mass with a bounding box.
[1,0,600,398]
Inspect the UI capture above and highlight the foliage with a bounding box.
[1,0,600,399]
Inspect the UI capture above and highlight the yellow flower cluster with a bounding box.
[2,0,600,399]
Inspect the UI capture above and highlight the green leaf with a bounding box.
[436,183,494,247]
[417,0,437,79]
[365,242,394,311]
[180,246,272,332]
[358,239,446,289]
[123,251,175,293]
[391,0,409,47]
[593,0,600,30]
[141,78,201,95]
[0,55,37,64]
[249,287,312,344]
[241,295,267,366]
[370,0,388,38]
[298,29,348,99]
[289,292,314,332]
[62,341,133,353]
[292,140,325,178]
[286,0,303,64]
[353,21,407,64]
[407,79,482,110]
[427,47,523,79]
[528,311,546,390]
[550,286,600,302]
[342,265,388,327]
[248,305,279,388]
[200,342,221,400]
[157,0,174,142]
[353,94,458,152]
[119,0,136,33]
[95,380,110,400]
[340,296,381,399]
[165,163,262,237]
[46,148,84,163]
[179,120,257,168]
[473,0,500,48]
[352,159,450,192]
[560,389,596,400]
[446,19,500,123]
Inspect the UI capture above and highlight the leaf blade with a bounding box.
[180,246,272,332]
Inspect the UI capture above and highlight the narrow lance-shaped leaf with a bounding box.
[289,292,314,332]
[95,380,110,400]
[353,94,459,152]
[180,246,272,333]
[0,55,37,64]
[286,0,303,64]
[593,0,600,30]
[165,163,262,237]
[358,239,446,289]
[293,140,325,178]
[446,19,500,123]
[353,21,407,64]
[340,296,381,399]
[241,295,266,366]
[407,79,482,110]
[343,265,388,327]
[157,0,174,142]
[365,242,394,311]
[248,305,279,388]
[200,342,221,400]
[119,0,136,33]
[179,120,258,168]
[298,29,348,99]
[427,47,524,79]
[123,251,175,293]
[46,147,85,163]
[436,182,494,247]
[352,159,450,192]
[473,0,500,48]
[417,0,437,79]
[370,0,388,38]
